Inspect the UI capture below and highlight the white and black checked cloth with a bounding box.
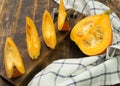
[28,0,120,86]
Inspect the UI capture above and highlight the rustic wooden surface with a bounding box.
[0,0,120,86]
[0,0,86,85]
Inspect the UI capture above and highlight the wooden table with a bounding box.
[0,0,120,86]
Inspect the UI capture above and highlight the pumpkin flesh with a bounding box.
[42,10,57,49]
[26,17,41,59]
[58,0,69,31]
[4,37,25,78]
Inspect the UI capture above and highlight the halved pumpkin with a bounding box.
[26,17,41,59]
[70,12,112,56]
[4,37,25,78]
[42,10,57,49]
[58,0,69,31]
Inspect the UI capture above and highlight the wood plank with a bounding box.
[0,77,9,86]
[0,76,15,86]
[0,0,85,85]
[0,0,19,72]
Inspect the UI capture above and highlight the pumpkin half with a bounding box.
[4,37,25,78]
[42,10,57,49]
[58,0,69,31]
[70,12,112,56]
[26,17,41,59]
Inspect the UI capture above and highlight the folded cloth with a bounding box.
[28,0,120,86]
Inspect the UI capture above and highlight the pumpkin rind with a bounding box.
[26,17,41,59]
[70,13,112,55]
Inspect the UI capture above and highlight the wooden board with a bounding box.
[0,0,86,85]
[0,0,120,86]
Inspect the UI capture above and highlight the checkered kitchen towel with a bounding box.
[28,0,120,86]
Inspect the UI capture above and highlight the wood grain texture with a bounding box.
[0,0,120,86]
[0,0,85,85]
[0,0,20,73]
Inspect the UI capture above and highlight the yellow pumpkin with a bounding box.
[42,10,57,49]
[70,12,112,56]
[26,17,41,59]
[58,0,69,31]
[4,37,25,78]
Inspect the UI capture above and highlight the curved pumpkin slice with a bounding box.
[4,37,25,78]
[26,17,41,59]
[70,12,112,56]
[42,10,57,49]
[58,0,69,31]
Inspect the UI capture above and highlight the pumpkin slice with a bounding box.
[70,12,112,56]
[58,0,69,31]
[42,10,57,49]
[26,17,41,59]
[4,37,25,78]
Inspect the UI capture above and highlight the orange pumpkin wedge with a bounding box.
[42,10,57,49]
[70,12,112,56]
[58,0,69,31]
[4,37,25,78]
[26,17,41,59]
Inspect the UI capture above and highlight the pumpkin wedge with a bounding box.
[70,12,112,56]
[42,10,57,49]
[26,17,41,59]
[4,37,25,78]
[58,0,69,31]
